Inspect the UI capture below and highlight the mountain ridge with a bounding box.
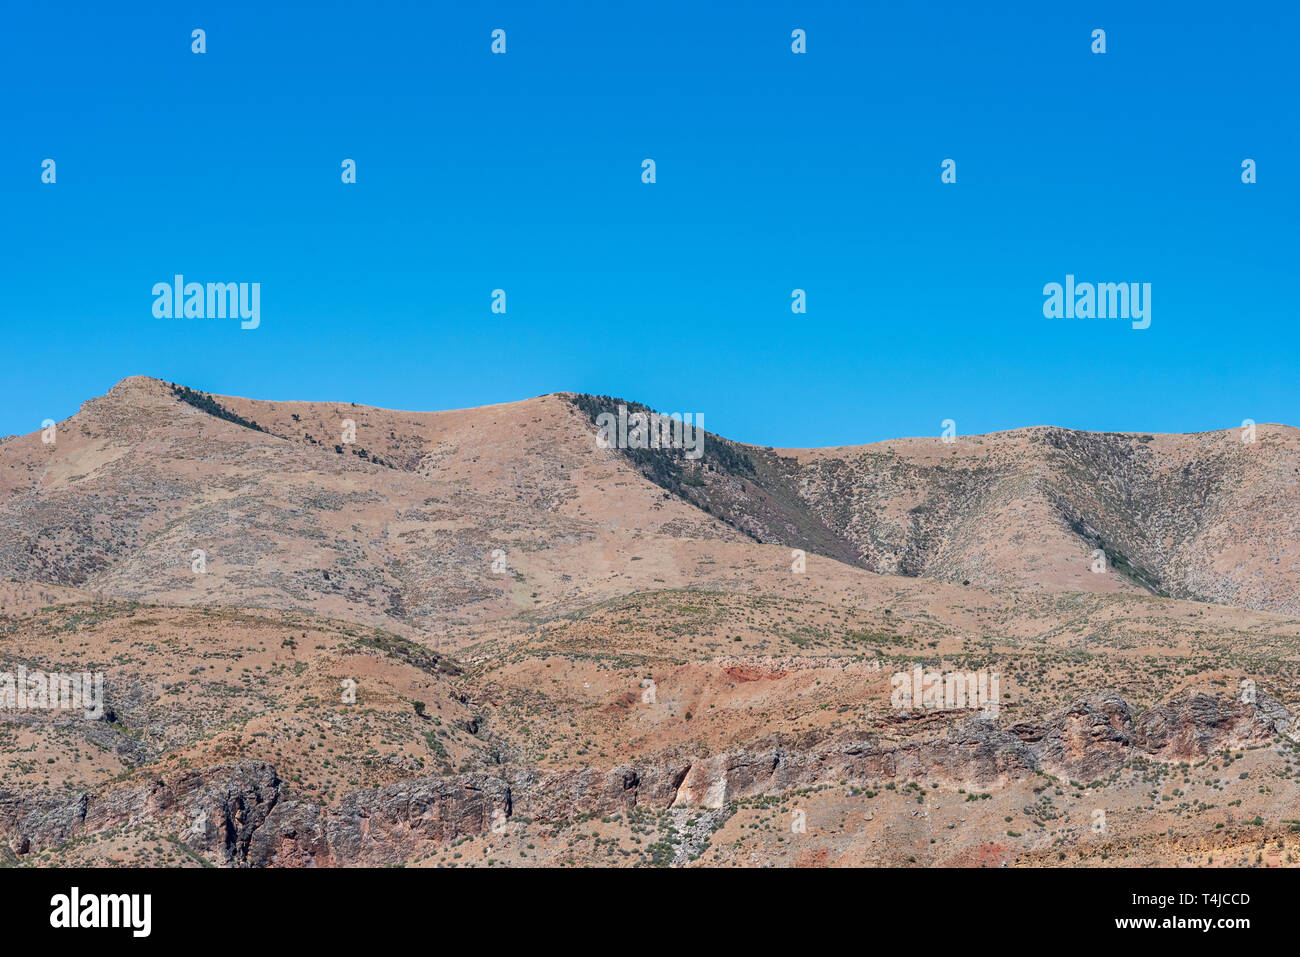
[3,376,1300,868]
[3,376,1297,619]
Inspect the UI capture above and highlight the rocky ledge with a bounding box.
[1,691,1288,866]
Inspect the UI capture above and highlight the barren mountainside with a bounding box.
[565,393,1300,612]
[1,377,1298,868]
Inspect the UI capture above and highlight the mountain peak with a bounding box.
[106,375,171,397]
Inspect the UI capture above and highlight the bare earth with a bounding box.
[1,377,1297,867]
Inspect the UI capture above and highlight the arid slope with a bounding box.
[2,378,1298,868]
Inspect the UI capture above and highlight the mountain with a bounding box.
[566,394,1300,612]
[1,377,1298,868]
[4,378,1297,626]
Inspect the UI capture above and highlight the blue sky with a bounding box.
[2,1,1295,447]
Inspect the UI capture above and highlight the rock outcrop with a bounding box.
[2,691,1286,866]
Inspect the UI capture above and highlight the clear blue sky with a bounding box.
[2,1,1295,447]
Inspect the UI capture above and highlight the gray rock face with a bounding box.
[1032,691,1282,779]
[1034,692,1137,780]
[249,775,512,867]
[1134,692,1278,759]
[1,691,1287,866]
